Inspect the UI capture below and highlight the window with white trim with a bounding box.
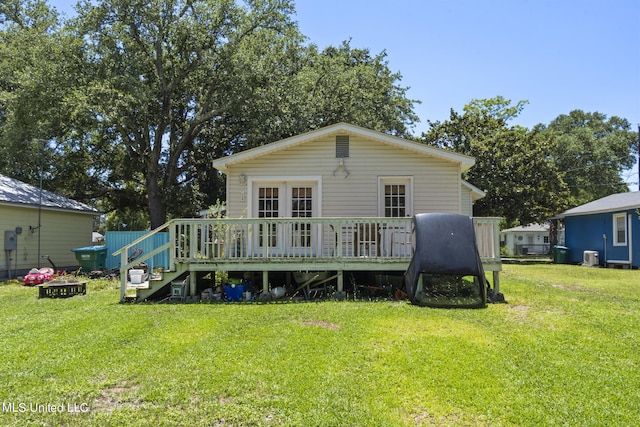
[384,184,406,217]
[378,177,413,218]
[258,187,280,247]
[613,213,627,246]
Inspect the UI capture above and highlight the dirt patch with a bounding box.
[507,305,533,322]
[551,283,590,292]
[92,381,142,413]
[412,410,491,426]
[509,304,532,313]
[301,320,340,330]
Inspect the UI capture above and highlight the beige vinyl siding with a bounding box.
[225,135,461,218]
[0,205,94,271]
[460,185,473,216]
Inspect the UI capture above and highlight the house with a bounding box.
[212,122,485,219]
[554,191,640,267]
[0,174,100,278]
[501,223,550,256]
[116,123,502,301]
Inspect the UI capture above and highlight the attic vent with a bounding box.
[336,135,350,158]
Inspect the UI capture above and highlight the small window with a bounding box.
[613,213,627,246]
[336,135,349,158]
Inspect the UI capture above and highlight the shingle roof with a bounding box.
[0,174,99,214]
[556,192,640,217]
[502,223,549,233]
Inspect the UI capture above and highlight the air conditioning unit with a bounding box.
[583,250,599,267]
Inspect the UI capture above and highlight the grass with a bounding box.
[0,264,639,426]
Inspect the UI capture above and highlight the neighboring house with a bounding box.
[0,174,100,278]
[117,123,502,301]
[501,223,550,256]
[554,192,640,267]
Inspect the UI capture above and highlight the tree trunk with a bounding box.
[146,166,166,229]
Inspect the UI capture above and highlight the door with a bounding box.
[289,185,315,254]
[379,177,413,256]
[251,181,319,256]
[256,185,283,253]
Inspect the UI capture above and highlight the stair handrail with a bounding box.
[111,220,173,258]
[116,220,174,301]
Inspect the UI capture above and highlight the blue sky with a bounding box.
[49,0,640,184]
[294,1,639,132]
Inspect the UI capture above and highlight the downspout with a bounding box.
[628,213,633,266]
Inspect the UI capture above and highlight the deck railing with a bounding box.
[116,216,502,300]
[170,217,415,262]
[169,216,502,264]
[473,217,502,265]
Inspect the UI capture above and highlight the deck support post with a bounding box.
[190,270,197,297]
[492,271,500,295]
[262,271,269,294]
[337,270,343,292]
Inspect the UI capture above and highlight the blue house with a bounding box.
[555,192,640,267]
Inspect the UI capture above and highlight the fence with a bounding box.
[104,231,170,270]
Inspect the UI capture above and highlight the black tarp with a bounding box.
[404,213,487,308]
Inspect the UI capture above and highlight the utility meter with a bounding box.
[4,230,17,251]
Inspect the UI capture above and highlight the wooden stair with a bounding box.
[125,265,188,302]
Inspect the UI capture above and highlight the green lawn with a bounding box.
[1,265,639,426]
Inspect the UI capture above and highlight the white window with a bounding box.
[613,213,627,246]
[378,177,413,218]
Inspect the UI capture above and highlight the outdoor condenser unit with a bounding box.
[583,250,599,267]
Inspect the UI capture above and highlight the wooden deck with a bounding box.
[115,217,502,302]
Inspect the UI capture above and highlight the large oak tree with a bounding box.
[68,0,305,228]
[535,110,638,207]
[1,0,419,229]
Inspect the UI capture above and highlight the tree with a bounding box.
[192,40,420,208]
[0,0,60,184]
[64,0,421,228]
[422,97,569,226]
[466,127,569,225]
[2,1,419,228]
[535,110,638,207]
[60,0,305,228]
[0,0,116,207]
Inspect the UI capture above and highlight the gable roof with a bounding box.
[461,180,486,201]
[0,174,99,214]
[502,223,549,233]
[555,192,640,218]
[211,122,476,173]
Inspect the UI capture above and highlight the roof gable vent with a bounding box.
[336,135,349,158]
